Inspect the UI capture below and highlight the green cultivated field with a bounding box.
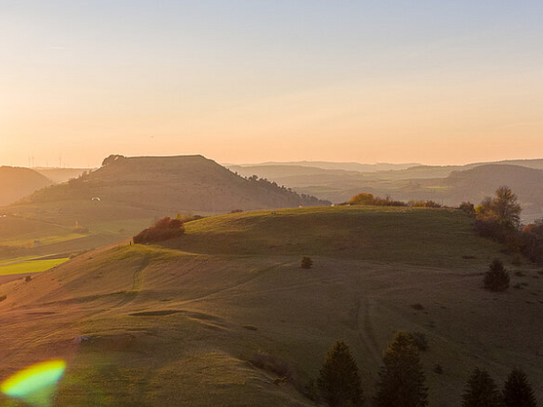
[0,257,69,276]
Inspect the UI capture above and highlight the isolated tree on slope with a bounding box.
[484,258,510,292]
[318,341,364,407]
[494,186,521,228]
[503,367,537,407]
[374,331,428,407]
[462,368,502,407]
[477,186,521,229]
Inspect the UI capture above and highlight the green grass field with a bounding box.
[0,206,540,407]
[0,257,69,276]
[166,205,502,269]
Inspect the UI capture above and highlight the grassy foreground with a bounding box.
[0,206,540,407]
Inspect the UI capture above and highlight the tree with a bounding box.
[317,341,364,407]
[494,186,521,229]
[374,331,428,407]
[462,368,502,407]
[476,187,521,229]
[520,220,543,263]
[503,367,537,407]
[101,154,125,166]
[484,259,510,291]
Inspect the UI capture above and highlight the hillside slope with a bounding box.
[444,164,543,217]
[0,166,52,206]
[0,156,329,260]
[1,207,540,406]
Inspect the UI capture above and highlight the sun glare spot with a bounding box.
[1,359,66,404]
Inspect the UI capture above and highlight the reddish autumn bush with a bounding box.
[133,217,185,244]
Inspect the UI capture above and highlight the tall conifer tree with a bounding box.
[462,368,502,407]
[503,367,537,407]
[318,341,364,407]
[374,331,428,407]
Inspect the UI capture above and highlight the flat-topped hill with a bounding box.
[0,156,329,260]
[19,155,329,215]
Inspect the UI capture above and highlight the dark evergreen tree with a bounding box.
[462,368,502,407]
[374,331,428,407]
[317,341,364,407]
[484,258,510,291]
[503,367,537,407]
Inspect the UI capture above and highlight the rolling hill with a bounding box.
[232,162,543,223]
[0,155,329,262]
[0,206,541,406]
[19,155,329,216]
[0,166,52,206]
[443,164,543,209]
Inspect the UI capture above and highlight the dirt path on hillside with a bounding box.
[355,296,382,365]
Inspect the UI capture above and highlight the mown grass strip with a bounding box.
[0,258,69,276]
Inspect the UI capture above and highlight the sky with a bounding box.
[1,1,543,168]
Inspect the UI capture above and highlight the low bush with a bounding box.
[484,259,510,292]
[133,217,185,244]
[348,192,406,207]
[301,256,313,269]
[409,331,429,351]
[459,201,476,216]
[409,200,442,208]
[250,351,293,381]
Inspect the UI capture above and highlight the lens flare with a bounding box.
[1,359,66,400]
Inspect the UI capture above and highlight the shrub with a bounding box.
[250,351,293,381]
[301,257,313,269]
[520,220,543,263]
[484,259,510,292]
[348,192,407,207]
[409,331,429,351]
[0,295,6,302]
[133,217,185,244]
[349,192,375,205]
[25,276,32,282]
[460,201,476,216]
[408,200,442,208]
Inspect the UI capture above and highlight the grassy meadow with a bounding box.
[0,257,69,276]
[0,206,541,406]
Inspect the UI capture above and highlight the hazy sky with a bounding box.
[1,1,542,167]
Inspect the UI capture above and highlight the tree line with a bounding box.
[460,186,543,264]
[316,333,537,407]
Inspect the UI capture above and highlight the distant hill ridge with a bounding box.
[0,166,52,206]
[19,154,330,213]
[444,164,543,214]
